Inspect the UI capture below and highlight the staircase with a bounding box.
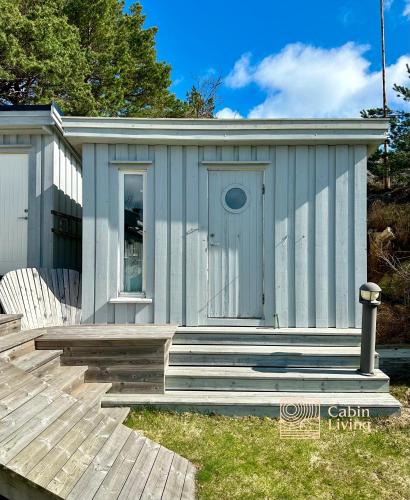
[102,327,401,417]
[0,315,195,500]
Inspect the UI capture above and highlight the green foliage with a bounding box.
[361,108,410,183]
[0,0,94,114]
[394,64,410,102]
[362,66,410,185]
[379,267,410,303]
[185,86,212,118]
[184,77,222,118]
[0,0,185,116]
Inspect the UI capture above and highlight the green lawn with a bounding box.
[125,384,410,500]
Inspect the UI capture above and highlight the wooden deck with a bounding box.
[0,319,195,500]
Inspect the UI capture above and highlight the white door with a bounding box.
[0,154,29,275]
[208,170,263,319]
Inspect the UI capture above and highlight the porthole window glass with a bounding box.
[225,187,247,210]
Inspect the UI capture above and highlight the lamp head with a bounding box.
[359,282,382,305]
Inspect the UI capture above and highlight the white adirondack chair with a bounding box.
[0,268,81,330]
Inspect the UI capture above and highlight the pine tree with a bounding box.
[0,0,185,116]
[362,67,410,185]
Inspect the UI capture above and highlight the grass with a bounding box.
[125,383,410,500]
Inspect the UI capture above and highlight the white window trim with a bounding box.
[118,169,147,296]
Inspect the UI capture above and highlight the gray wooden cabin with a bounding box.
[0,105,82,276]
[62,115,388,328]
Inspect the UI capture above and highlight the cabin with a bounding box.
[0,106,401,423]
[61,115,387,329]
[0,104,82,279]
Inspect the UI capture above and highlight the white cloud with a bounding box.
[404,0,410,18]
[385,0,394,10]
[225,53,252,89]
[215,107,243,119]
[224,43,410,118]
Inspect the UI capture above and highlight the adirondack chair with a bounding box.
[0,268,81,330]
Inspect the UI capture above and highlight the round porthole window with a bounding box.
[222,185,250,213]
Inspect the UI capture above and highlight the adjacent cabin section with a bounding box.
[63,116,388,328]
[0,105,82,277]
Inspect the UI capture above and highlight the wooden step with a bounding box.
[0,358,195,500]
[175,327,362,346]
[32,364,88,394]
[8,384,113,477]
[0,386,64,445]
[0,392,76,465]
[11,349,62,373]
[70,382,112,400]
[169,345,374,368]
[0,328,44,354]
[0,340,36,364]
[35,325,177,349]
[166,366,390,393]
[102,390,402,417]
[0,315,22,337]
[0,375,49,421]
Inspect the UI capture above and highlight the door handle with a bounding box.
[18,216,28,220]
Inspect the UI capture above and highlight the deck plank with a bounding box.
[27,408,107,487]
[93,432,146,500]
[46,408,128,497]
[118,438,161,499]
[181,463,196,500]
[161,454,189,500]
[0,328,45,353]
[9,385,110,477]
[140,447,174,499]
[0,387,61,444]
[0,393,75,464]
[66,425,131,500]
[0,376,48,420]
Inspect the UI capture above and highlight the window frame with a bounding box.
[118,169,147,297]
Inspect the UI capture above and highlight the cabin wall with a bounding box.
[82,143,367,328]
[0,132,82,271]
[52,133,82,270]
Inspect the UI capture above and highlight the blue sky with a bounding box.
[126,0,410,118]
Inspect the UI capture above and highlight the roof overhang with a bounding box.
[0,104,63,136]
[62,116,388,154]
[0,106,389,156]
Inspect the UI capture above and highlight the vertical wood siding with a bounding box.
[82,143,367,327]
[0,132,82,273]
[52,133,82,271]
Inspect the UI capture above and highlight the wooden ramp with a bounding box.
[0,319,195,500]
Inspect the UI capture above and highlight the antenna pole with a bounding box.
[380,0,390,189]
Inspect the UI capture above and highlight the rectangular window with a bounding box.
[120,172,145,294]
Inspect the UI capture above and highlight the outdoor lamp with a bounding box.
[358,282,382,376]
[359,283,382,305]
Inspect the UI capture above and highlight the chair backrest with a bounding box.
[0,268,81,330]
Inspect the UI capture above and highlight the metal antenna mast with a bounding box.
[380,0,390,189]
